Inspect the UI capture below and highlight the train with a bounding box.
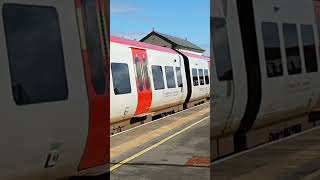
[110,36,210,134]
[211,0,320,159]
[0,0,109,179]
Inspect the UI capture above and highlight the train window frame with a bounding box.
[204,69,210,84]
[111,63,132,95]
[165,66,176,89]
[176,67,183,88]
[82,0,106,95]
[198,69,205,85]
[151,65,165,90]
[262,22,284,78]
[192,68,199,86]
[282,23,302,75]
[212,17,233,81]
[301,24,318,73]
[3,4,69,105]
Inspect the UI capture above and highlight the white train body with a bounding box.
[110,37,210,127]
[212,0,320,153]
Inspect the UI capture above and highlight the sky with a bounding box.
[110,0,210,56]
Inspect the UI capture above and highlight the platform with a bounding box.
[212,126,320,180]
[110,103,210,180]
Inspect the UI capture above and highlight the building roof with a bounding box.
[140,31,205,53]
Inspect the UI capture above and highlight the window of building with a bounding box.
[165,66,176,88]
[262,22,283,77]
[135,57,144,91]
[192,68,199,86]
[212,17,233,81]
[111,63,131,95]
[283,24,302,75]
[204,69,210,84]
[176,67,183,87]
[152,65,165,90]
[199,69,204,85]
[3,4,68,105]
[83,0,106,95]
[301,24,318,73]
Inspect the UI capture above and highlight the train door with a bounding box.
[211,0,235,138]
[75,0,109,171]
[132,48,152,115]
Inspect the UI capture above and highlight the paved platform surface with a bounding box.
[212,126,320,180]
[110,103,210,180]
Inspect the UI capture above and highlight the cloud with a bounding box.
[111,3,140,14]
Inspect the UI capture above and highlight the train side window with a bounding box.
[3,4,68,105]
[204,69,210,84]
[83,0,106,95]
[262,22,283,77]
[176,67,183,87]
[212,17,233,81]
[135,57,144,91]
[152,65,165,90]
[192,68,199,86]
[283,24,302,75]
[143,59,151,90]
[301,25,318,73]
[111,63,131,95]
[199,69,204,85]
[165,66,176,88]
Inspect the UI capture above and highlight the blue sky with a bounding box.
[110,0,210,56]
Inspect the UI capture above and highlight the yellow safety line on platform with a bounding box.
[111,107,209,158]
[301,169,320,180]
[109,116,209,172]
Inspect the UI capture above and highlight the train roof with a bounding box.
[111,36,210,61]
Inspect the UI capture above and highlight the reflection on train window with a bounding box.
[199,69,204,85]
[135,57,144,91]
[111,63,131,95]
[3,4,68,105]
[262,22,283,77]
[283,24,302,75]
[143,59,151,90]
[165,66,176,89]
[192,68,199,86]
[176,67,183,87]
[83,0,106,95]
[301,25,318,73]
[204,69,210,84]
[152,65,165,90]
[212,17,233,81]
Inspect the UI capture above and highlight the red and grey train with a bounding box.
[0,0,109,179]
[212,0,320,159]
[110,36,210,134]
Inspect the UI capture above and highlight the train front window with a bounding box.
[83,0,106,95]
[165,66,176,89]
[176,67,183,87]
[301,25,318,73]
[199,69,204,85]
[192,68,199,86]
[212,17,233,81]
[283,24,302,75]
[204,69,210,84]
[3,4,68,105]
[111,63,131,95]
[152,65,165,90]
[262,22,283,77]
